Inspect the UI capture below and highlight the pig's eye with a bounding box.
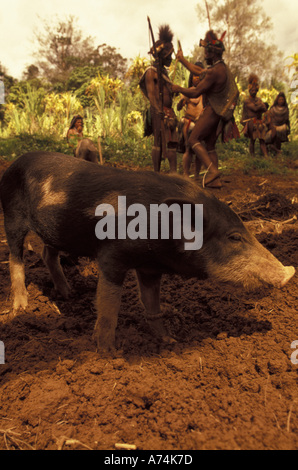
[227,232,242,242]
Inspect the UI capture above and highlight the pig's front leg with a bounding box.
[93,268,123,353]
[10,254,28,312]
[42,245,71,298]
[136,269,175,344]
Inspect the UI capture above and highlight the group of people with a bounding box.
[139,27,239,188]
[139,25,290,188]
[241,74,290,158]
[67,26,290,189]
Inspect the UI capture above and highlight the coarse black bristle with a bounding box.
[158,24,173,43]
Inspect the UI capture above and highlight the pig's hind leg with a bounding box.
[93,267,124,353]
[4,218,29,312]
[136,270,175,344]
[42,245,71,299]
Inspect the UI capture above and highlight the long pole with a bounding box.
[205,0,211,29]
[147,16,168,162]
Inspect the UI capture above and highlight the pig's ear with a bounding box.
[162,197,209,230]
[162,197,196,212]
[162,197,194,205]
[161,197,206,250]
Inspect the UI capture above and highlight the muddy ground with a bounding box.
[0,157,297,450]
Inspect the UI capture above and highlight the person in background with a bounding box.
[241,74,268,157]
[177,61,206,180]
[67,115,84,155]
[139,25,178,173]
[266,92,290,155]
[172,30,239,188]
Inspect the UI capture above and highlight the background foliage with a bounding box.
[0,13,297,174]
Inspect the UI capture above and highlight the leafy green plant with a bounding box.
[286,53,298,138]
[0,134,72,160]
[0,50,297,173]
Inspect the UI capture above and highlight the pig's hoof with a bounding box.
[96,346,116,358]
[147,316,176,344]
[280,266,295,287]
[93,331,116,357]
[12,294,28,313]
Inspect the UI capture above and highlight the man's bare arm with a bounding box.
[144,68,161,112]
[176,49,205,76]
[172,69,216,98]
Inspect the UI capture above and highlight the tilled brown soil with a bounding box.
[0,159,297,450]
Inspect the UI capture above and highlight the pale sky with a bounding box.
[0,0,297,79]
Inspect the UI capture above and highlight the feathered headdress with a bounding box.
[248,73,259,93]
[200,30,226,53]
[158,24,174,44]
[149,24,174,58]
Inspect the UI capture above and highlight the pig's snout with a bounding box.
[205,236,296,292]
[280,266,295,288]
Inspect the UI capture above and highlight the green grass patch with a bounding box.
[0,133,154,167]
[0,134,297,178]
[0,134,72,160]
[217,137,298,176]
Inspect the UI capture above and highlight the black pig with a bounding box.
[0,152,295,352]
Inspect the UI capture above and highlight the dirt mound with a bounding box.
[238,193,298,221]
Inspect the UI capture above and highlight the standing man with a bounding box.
[172,30,239,188]
[241,74,268,157]
[139,24,178,172]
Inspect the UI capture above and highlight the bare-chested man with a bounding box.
[172,30,239,188]
[241,74,268,157]
[139,24,178,172]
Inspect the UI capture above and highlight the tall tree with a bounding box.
[194,0,284,86]
[32,15,95,83]
[32,15,127,84]
[22,65,40,81]
[91,44,127,79]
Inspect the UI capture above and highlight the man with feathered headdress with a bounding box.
[241,73,268,157]
[172,30,239,188]
[139,24,178,172]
